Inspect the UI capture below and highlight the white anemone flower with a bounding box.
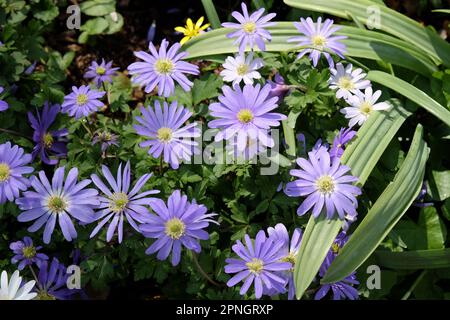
[220,53,263,85]
[329,63,371,100]
[340,87,391,127]
[0,270,37,300]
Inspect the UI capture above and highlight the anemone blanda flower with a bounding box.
[0,142,33,204]
[134,100,200,169]
[329,127,356,160]
[175,16,210,45]
[225,230,291,299]
[267,73,290,101]
[16,167,99,244]
[127,39,199,97]
[140,190,218,266]
[28,102,68,165]
[92,130,119,153]
[226,135,266,161]
[10,236,48,270]
[285,148,361,221]
[0,270,37,300]
[220,52,263,85]
[0,86,8,112]
[35,258,78,300]
[84,59,119,88]
[89,161,159,243]
[329,63,371,100]
[341,87,391,127]
[208,83,286,151]
[287,17,347,67]
[267,223,302,300]
[61,85,105,120]
[222,2,276,54]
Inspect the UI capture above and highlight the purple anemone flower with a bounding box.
[224,230,291,299]
[285,148,361,221]
[267,73,290,101]
[16,167,100,244]
[267,224,302,300]
[84,59,119,88]
[329,127,356,160]
[35,258,79,300]
[287,17,347,67]
[140,190,218,266]
[61,85,105,119]
[92,131,119,153]
[127,39,199,97]
[28,102,68,165]
[89,161,159,243]
[315,232,359,300]
[0,142,33,204]
[134,100,201,169]
[0,86,8,112]
[222,2,276,54]
[9,236,48,270]
[208,83,286,151]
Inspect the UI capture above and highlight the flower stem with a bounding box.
[28,265,42,290]
[190,251,223,288]
[0,127,32,140]
[80,120,93,137]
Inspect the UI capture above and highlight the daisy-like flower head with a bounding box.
[28,102,68,165]
[175,16,210,45]
[92,130,119,153]
[140,190,218,266]
[127,39,200,97]
[329,127,357,160]
[16,166,100,244]
[10,236,48,270]
[134,100,201,169]
[89,161,159,243]
[287,17,347,67]
[35,258,78,300]
[285,148,361,221]
[222,2,276,54]
[208,83,287,151]
[0,270,37,300]
[220,52,264,85]
[0,142,33,204]
[84,59,119,88]
[0,86,8,112]
[341,87,391,127]
[329,63,371,100]
[61,85,105,120]
[224,230,291,299]
[267,223,302,300]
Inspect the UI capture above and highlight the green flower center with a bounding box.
[281,252,296,272]
[157,127,173,143]
[36,290,56,300]
[337,76,354,90]
[243,22,257,34]
[0,163,11,182]
[246,258,264,274]
[96,66,106,75]
[154,58,174,75]
[332,243,340,254]
[312,35,327,49]
[22,246,36,259]
[165,218,186,239]
[237,108,254,124]
[360,102,373,116]
[109,192,129,213]
[43,133,54,149]
[236,63,249,76]
[316,175,335,195]
[76,93,89,106]
[47,195,68,213]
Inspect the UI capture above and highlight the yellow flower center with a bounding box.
[47,195,68,213]
[332,243,340,254]
[0,163,11,182]
[43,133,54,149]
[236,63,249,76]
[154,58,174,75]
[281,252,296,272]
[316,175,335,195]
[312,35,327,49]
[165,218,186,239]
[96,66,106,75]
[22,246,36,259]
[36,291,56,300]
[237,108,254,124]
[337,76,354,90]
[109,192,129,212]
[246,258,264,274]
[243,22,257,34]
[360,102,373,116]
[76,93,88,106]
[157,127,173,143]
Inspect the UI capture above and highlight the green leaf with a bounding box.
[105,12,124,34]
[419,207,447,250]
[375,249,450,269]
[322,125,429,283]
[200,0,221,29]
[191,75,223,105]
[81,17,109,35]
[428,170,450,201]
[80,0,115,17]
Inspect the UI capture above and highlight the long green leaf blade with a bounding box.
[201,0,221,29]
[375,249,450,269]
